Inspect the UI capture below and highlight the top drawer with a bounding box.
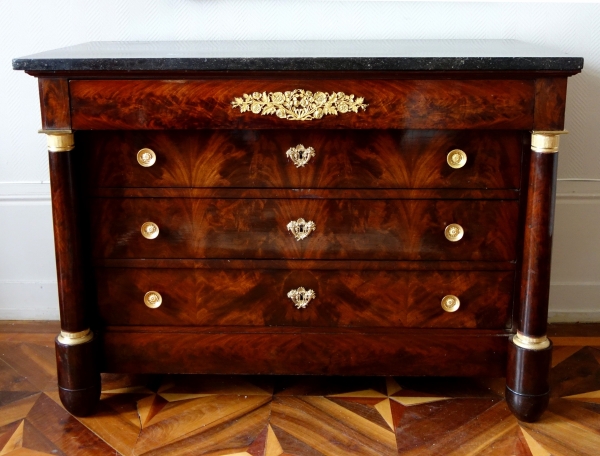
[69,79,534,130]
[81,130,523,189]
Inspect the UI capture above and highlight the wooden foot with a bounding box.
[55,333,101,417]
[58,384,101,417]
[505,386,550,423]
[506,336,552,422]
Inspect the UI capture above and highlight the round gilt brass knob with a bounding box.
[137,148,156,167]
[447,149,467,169]
[144,291,162,309]
[441,295,460,312]
[141,222,159,239]
[444,223,464,242]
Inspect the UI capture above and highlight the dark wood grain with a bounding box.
[38,78,71,129]
[507,339,552,397]
[94,268,514,329]
[548,323,600,337]
[69,79,535,130]
[49,144,100,417]
[25,394,117,454]
[93,258,517,271]
[506,339,552,422]
[49,150,87,333]
[0,320,61,332]
[533,78,568,130]
[55,337,99,391]
[89,198,519,261]
[408,271,514,329]
[510,140,531,333]
[90,187,519,200]
[99,329,509,376]
[507,144,558,423]
[505,389,550,424]
[55,337,101,416]
[100,324,510,335]
[81,130,524,189]
[519,151,558,337]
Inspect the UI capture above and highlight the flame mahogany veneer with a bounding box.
[95,268,515,329]
[80,130,523,189]
[89,198,519,261]
[69,79,535,130]
[16,42,582,420]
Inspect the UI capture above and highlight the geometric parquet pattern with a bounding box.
[1,323,600,455]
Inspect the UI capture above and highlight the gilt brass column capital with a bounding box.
[39,129,74,152]
[57,328,93,346]
[531,130,568,154]
[512,331,551,350]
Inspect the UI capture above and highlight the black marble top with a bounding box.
[13,40,583,72]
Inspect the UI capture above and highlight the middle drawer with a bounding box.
[90,198,519,261]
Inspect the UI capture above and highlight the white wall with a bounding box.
[1,1,599,321]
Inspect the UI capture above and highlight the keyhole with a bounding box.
[298,150,304,159]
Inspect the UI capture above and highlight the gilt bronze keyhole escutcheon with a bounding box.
[287,287,316,309]
[287,218,316,241]
[286,144,316,168]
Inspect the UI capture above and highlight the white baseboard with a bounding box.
[0,281,59,320]
[548,284,600,323]
[556,179,600,199]
[548,312,600,323]
[0,182,51,203]
[0,186,58,320]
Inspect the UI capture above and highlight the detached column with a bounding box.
[506,131,566,422]
[45,130,100,416]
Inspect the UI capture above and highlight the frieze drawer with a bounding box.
[69,79,535,130]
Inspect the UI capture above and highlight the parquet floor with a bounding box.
[1,322,599,455]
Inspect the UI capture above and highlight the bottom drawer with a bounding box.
[95,268,514,329]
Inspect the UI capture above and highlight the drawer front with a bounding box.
[82,130,523,190]
[101,330,509,377]
[95,268,513,329]
[90,198,519,261]
[70,79,534,130]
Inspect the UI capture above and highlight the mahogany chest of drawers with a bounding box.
[13,41,583,421]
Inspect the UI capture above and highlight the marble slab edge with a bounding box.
[12,56,584,72]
